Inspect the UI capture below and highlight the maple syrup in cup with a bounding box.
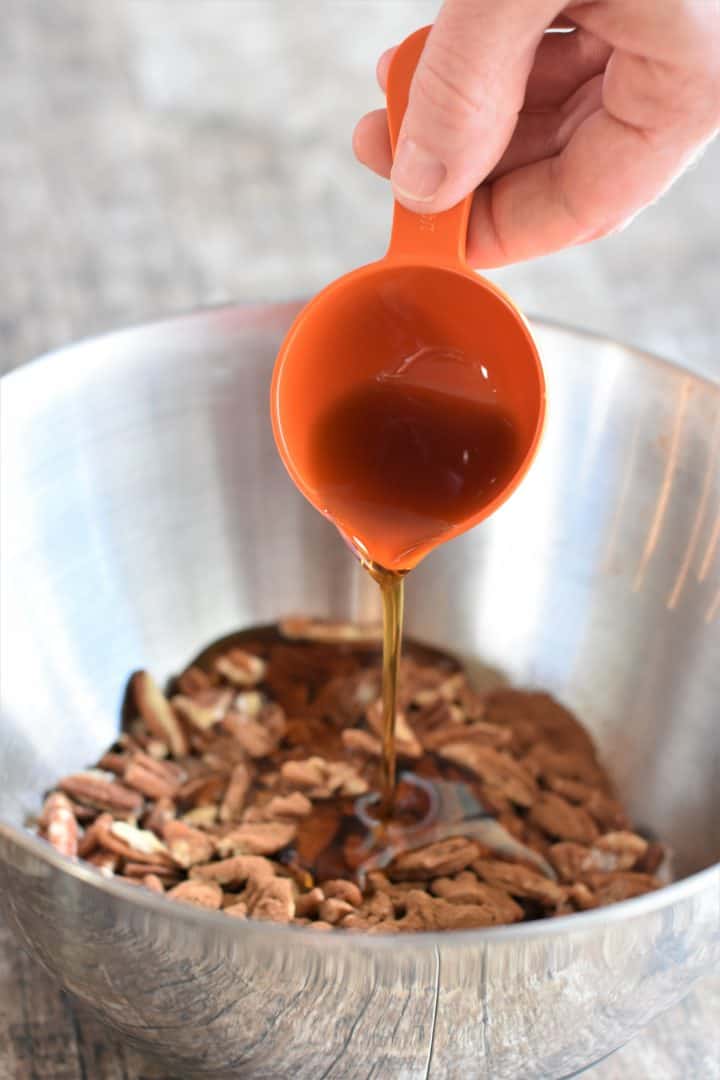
[271,27,545,814]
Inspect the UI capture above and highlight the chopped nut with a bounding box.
[78,812,114,858]
[636,840,667,876]
[215,649,267,687]
[163,820,215,867]
[246,791,313,823]
[41,792,78,857]
[280,757,368,799]
[430,873,524,921]
[522,743,607,789]
[219,762,252,822]
[566,882,597,911]
[398,889,507,931]
[216,821,297,857]
[172,689,233,732]
[266,791,312,819]
[221,712,278,758]
[168,880,223,909]
[437,744,536,807]
[179,770,228,806]
[390,838,480,880]
[341,728,382,758]
[322,879,363,907]
[190,854,274,886]
[548,842,594,882]
[318,898,355,924]
[472,858,565,906]
[529,792,600,844]
[411,672,466,708]
[595,831,648,869]
[108,821,173,864]
[96,752,127,776]
[583,871,659,905]
[131,671,188,757]
[177,665,212,697]
[250,876,295,923]
[142,795,177,834]
[280,758,325,790]
[232,690,265,717]
[294,887,325,918]
[422,719,512,751]
[183,806,219,828]
[364,891,395,921]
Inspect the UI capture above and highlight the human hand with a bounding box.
[353,0,720,266]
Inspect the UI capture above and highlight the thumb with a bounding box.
[392,0,560,212]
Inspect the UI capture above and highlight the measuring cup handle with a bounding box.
[385,25,473,267]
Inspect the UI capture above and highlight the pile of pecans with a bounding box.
[36,618,666,932]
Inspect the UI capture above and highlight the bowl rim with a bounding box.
[2,302,718,949]
[2,824,718,950]
[1,301,719,393]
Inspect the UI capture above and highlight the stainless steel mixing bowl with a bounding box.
[1,304,718,1079]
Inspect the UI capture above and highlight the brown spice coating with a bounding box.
[36,619,666,932]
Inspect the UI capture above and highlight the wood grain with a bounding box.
[1,1,718,1076]
[2,915,719,1079]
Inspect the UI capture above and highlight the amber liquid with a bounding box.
[308,380,520,571]
[363,563,405,814]
[309,378,520,812]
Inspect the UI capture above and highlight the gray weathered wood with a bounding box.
[2,917,719,1079]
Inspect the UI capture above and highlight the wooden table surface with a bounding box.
[2,3,718,1077]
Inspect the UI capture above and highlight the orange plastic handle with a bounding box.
[386,25,472,267]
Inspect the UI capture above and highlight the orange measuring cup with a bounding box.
[271,25,545,573]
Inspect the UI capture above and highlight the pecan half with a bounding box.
[168,880,223,909]
[280,757,368,799]
[214,649,267,687]
[123,752,185,800]
[94,820,173,866]
[163,820,216,868]
[172,689,233,732]
[176,665,213,697]
[59,773,143,817]
[437,744,536,807]
[219,762,252,823]
[131,671,187,757]
[390,838,480,880]
[215,821,297,857]
[529,792,600,844]
[249,876,295,923]
[472,858,565,906]
[40,792,78,858]
[190,854,275,886]
[341,728,382,758]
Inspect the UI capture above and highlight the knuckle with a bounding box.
[412,49,484,131]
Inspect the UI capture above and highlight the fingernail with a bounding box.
[391,138,446,202]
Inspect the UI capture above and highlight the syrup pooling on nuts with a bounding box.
[34,618,668,932]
